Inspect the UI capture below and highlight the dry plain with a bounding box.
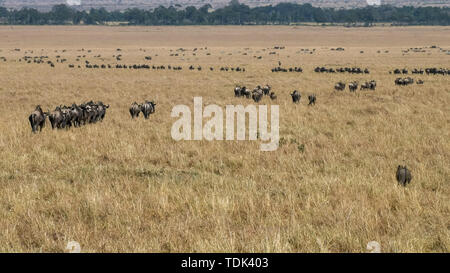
[0,26,448,252]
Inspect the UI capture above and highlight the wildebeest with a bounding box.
[28,105,47,133]
[69,104,82,127]
[130,102,141,118]
[141,101,156,119]
[291,90,301,103]
[349,82,358,92]
[252,89,263,103]
[395,77,414,86]
[261,85,271,95]
[234,86,243,97]
[96,101,110,122]
[242,88,251,98]
[308,94,316,105]
[270,92,277,100]
[396,165,412,186]
[335,82,346,91]
[48,106,65,129]
[360,80,376,90]
[46,101,109,130]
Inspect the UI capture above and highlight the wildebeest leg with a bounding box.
[29,115,36,133]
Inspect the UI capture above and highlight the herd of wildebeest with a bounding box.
[28,101,110,133]
[16,43,450,189]
[314,66,370,74]
[390,67,450,75]
[334,80,377,92]
[27,84,412,187]
[28,100,158,133]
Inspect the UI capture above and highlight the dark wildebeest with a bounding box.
[69,104,82,127]
[261,85,271,95]
[308,94,316,105]
[252,89,263,103]
[359,80,376,91]
[242,87,251,99]
[290,90,301,103]
[270,92,277,100]
[130,102,141,118]
[349,82,358,92]
[96,101,110,122]
[335,82,345,91]
[28,105,47,133]
[396,165,412,186]
[234,86,242,97]
[368,80,376,90]
[60,106,73,128]
[141,101,156,119]
[49,106,65,129]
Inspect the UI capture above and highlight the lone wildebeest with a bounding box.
[28,105,47,133]
[129,102,141,118]
[290,90,301,103]
[270,92,277,100]
[396,165,412,186]
[308,94,316,105]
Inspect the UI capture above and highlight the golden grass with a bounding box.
[0,26,448,252]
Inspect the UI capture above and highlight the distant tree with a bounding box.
[51,4,75,24]
[0,3,448,26]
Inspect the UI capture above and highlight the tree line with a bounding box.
[0,1,449,26]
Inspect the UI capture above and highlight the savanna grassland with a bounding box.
[0,26,448,252]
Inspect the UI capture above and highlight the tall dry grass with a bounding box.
[0,26,448,252]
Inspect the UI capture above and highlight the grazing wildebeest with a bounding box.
[308,94,316,105]
[291,90,301,103]
[396,165,412,186]
[130,102,141,118]
[28,105,47,133]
